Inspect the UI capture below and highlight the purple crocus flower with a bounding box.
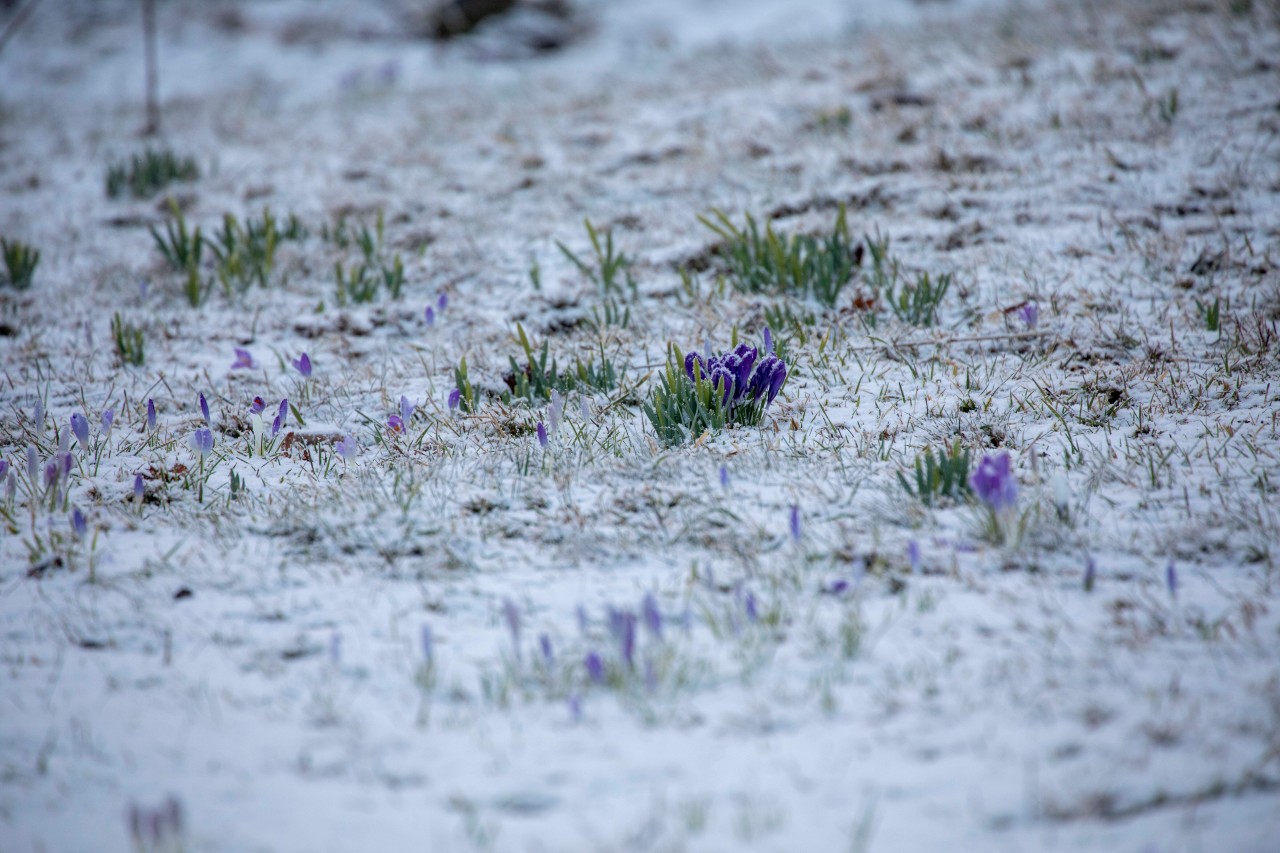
[71,507,87,539]
[146,399,156,431]
[536,421,548,448]
[44,459,59,489]
[539,633,554,668]
[271,413,282,437]
[448,388,462,411]
[334,434,356,460]
[4,468,14,503]
[134,473,145,501]
[763,326,773,354]
[26,446,38,481]
[231,348,256,370]
[765,358,787,403]
[709,365,734,406]
[719,464,729,488]
[199,393,210,426]
[190,428,213,458]
[437,293,448,312]
[292,353,312,378]
[424,306,435,327]
[250,396,266,415]
[642,592,662,639]
[101,409,114,439]
[0,461,7,482]
[970,451,1018,511]
[908,540,921,574]
[503,598,521,654]
[619,611,637,670]
[33,400,44,429]
[826,579,850,596]
[1017,302,1039,328]
[1084,557,1097,593]
[744,591,759,624]
[789,504,801,541]
[277,399,289,430]
[684,352,706,383]
[585,651,605,684]
[386,414,404,434]
[400,395,413,425]
[70,413,89,449]
[1166,561,1177,597]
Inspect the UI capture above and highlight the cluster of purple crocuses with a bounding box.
[683,340,787,410]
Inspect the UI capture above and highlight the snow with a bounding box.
[2,0,1279,851]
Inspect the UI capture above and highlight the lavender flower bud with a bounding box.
[146,399,156,431]
[448,388,462,411]
[199,392,210,426]
[684,352,704,383]
[539,633,554,668]
[503,598,521,653]
[292,353,312,377]
[70,413,89,449]
[71,507,87,539]
[101,409,114,439]
[536,421,548,448]
[642,592,662,639]
[585,651,605,684]
[134,473,145,501]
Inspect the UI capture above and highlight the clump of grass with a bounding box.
[1,237,40,290]
[111,313,145,366]
[698,204,858,308]
[558,219,636,300]
[211,210,276,293]
[502,324,621,406]
[865,233,951,327]
[150,203,204,272]
[332,210,405,305]
[559,219,636,329]
[149,203,208,306]
[105,148,199,199]
[897,440,972,507]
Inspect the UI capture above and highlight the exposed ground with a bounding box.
[1,0,1279,850]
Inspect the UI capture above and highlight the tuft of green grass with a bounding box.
[105,147,199,199]
[332,210,405,305]
[865,233,951,327]
[698,203,858,308]
[502,324,620,407]
[558,219,637,300]
[1,237,40,290]
[150,203,203,274]
[897,440,972,507]
[111,313,145,366]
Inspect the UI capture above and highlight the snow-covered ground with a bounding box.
[2,0,1279,850]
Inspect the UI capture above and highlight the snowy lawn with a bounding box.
[2,0,1279,850]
